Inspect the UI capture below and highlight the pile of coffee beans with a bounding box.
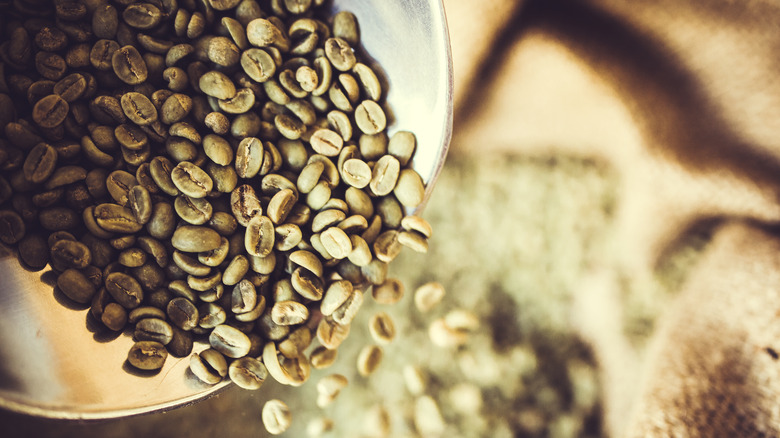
[0,0,433,394]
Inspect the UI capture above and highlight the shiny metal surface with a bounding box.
[0,0,453,421]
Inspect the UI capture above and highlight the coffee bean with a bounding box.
[22,142,57,184]
[199,71,236,100]
[93,203,143,233]
[112,45,148,85]
[92,4,119,39]
[160,93,192,124]
[50,239,91,269]
[171,225,221,252]
[123,3,163,30]
[18,233,49,270]
[39,206,79,231]
[89,39,120,71]
[228,356,267,390]
[127,341,167,370]
[394,168,425,208]
[121,92,158,125]
[171,161,213,198]
[135,318,174,344]
[57,269,97,304]
[241,48,276,83]
[105,272,144,309]
[35,52,67,81]
[189,348,227,384]
[115,123,149,151]
[32,94,69,129]
[209,324,251,358]
[218,87,255,114]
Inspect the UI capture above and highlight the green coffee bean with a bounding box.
[105,272,144,309]
[209,324,251,358]
[123,3,163,30]
[172,225,222,252]
[189,348,227,384]
[167,296,199,331]
[199,71,236,100]
[50,239,92,269]
[135,318,174,344]
[39,207,79,231]
[121,92,158,125]
[388,131,416,166]
[127,341,168,371]
[102,303,128,331]
[355,100,387,135]
[118,248,147,268]
[245,215,275,257]
[146,202,176,239]
[18,233,49,270]
[241,48,276,83]
[94,203,143,233]
[112,46,148,85]
[171,161,213,198]
[57,269,97,304]
[324,37,356,72]
[333,11,359,46]
[32,94,69,129]
[228,356,267,390]
[223,254,250,286]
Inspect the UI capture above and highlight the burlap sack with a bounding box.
[444,0,780,435]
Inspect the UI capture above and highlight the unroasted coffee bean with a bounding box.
[121,92,158,125]
[357,344,383,376]
[262,399,292,435]
[369,312,396,345]
[209,324,251,358]
[123,3,163,30]
[235,137,264,179]
[218,87,255,114]
[102,302,128,331]
[22,142,57,184]
[310,129,344,156]
[324,37,356,72]
[394,168,425,208]
[167,296,199,330]
[94,203,143,233]
[35,52,67,81]
[271,300,309,326]
[127,341,168,370]
[115,123,149,150]
[241,48,276,83]
[32,94,69,129]
[199,71,236,100]
[128,185,152,224]
[50,239,91,269]
[247,18,288,50]
[39,207,79,231]
[228,356,267,390]
[245,214,275,257]
[105,272,144,309]
[135,318,174,344]
[57,269,97,304]
[18,233,49,270]
[146,202,176,239]
[171,161,213,198]
[161,93,192,124]
[189,348,227,384]
[93,4,119,39]
[167,325,194,357]
[171,225,222,252]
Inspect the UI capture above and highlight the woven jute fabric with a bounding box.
[444,0,780,435]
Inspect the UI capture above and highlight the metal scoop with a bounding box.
[0,0,453,420]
